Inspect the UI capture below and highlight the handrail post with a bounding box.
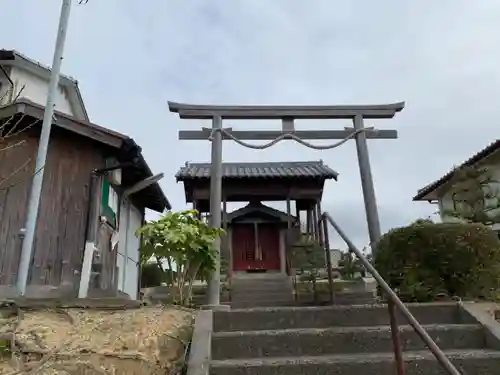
[388,300,406,375]
[321,216,334,304]
[322,213,463,375]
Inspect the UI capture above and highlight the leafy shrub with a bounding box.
[291,234,325,271]
[137,209,224,305]
[291,234,326,303]
[374,221,500,302]
[338,252,369,280]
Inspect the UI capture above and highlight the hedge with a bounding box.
[374,221,500,302]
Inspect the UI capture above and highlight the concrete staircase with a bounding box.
[209,303,500,374]
[229,274,376,308]
[229,274,294,308]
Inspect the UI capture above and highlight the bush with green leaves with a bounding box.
[374,220,500,302]
[137,209,225,305]
[338,251,370,280]
[291,234,326,302]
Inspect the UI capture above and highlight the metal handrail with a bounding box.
[321,212,463,375]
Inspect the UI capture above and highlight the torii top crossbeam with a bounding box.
[168,101,405,120]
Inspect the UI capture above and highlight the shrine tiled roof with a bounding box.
[175,161,338,181]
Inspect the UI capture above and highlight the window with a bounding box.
[109,187,119,213]
[101,177,119,227]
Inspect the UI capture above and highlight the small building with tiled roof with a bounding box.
[175,160,337,277]
[0,99,170,300]
[0,48,170,301]
[413,140,500,223]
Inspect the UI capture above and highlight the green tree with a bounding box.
[445,165,500,225]
[292,234,325,303]
[137,209,225,305]
[375,221,500,302]
[339,250,370,280]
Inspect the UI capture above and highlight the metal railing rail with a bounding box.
[321,212,463,375]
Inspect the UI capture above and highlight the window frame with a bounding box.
[101,177,119,228]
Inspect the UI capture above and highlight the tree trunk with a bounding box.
[184,261,202,306]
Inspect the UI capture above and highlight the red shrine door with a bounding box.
[257,224,281,270]
[232,224,256,271]
[232,223,281,271]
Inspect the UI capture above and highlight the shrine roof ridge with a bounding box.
[175,161,338,181]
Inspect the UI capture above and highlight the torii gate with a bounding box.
[168,100,465,375]
[168,101,404,307]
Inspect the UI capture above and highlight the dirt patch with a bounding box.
[0,304,194,374]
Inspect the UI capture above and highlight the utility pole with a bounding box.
[17,0,73,295]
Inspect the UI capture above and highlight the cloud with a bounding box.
[3,0,500,245]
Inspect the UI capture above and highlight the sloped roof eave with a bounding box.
[413,139,500,201]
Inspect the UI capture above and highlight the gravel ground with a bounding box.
[0,305,194,374]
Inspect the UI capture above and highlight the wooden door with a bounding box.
[257,224,281,270]
[232,224,256,271]
[91,222,118,295]
[117,198,141,299]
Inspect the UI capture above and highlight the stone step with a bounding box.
[231,291,293,303]
[232,288,292,296]
[230,299,378,309]
[210,349,500,375]
[232,275,290,280]
[213,303,472,332]
[230,291,375,308]
[230,300,296,309]
[333,291,375,300]
[332,297,376,305]
[212,324,485,360]
[232,288,292,294]
[231,282,292,293]
[295,291,376,306]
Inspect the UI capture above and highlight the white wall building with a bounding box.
[413,140,500,231]
[0,49,88,121]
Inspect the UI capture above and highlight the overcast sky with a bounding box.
[4,0,500,249]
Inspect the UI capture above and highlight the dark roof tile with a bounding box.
[176,161,338,181]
